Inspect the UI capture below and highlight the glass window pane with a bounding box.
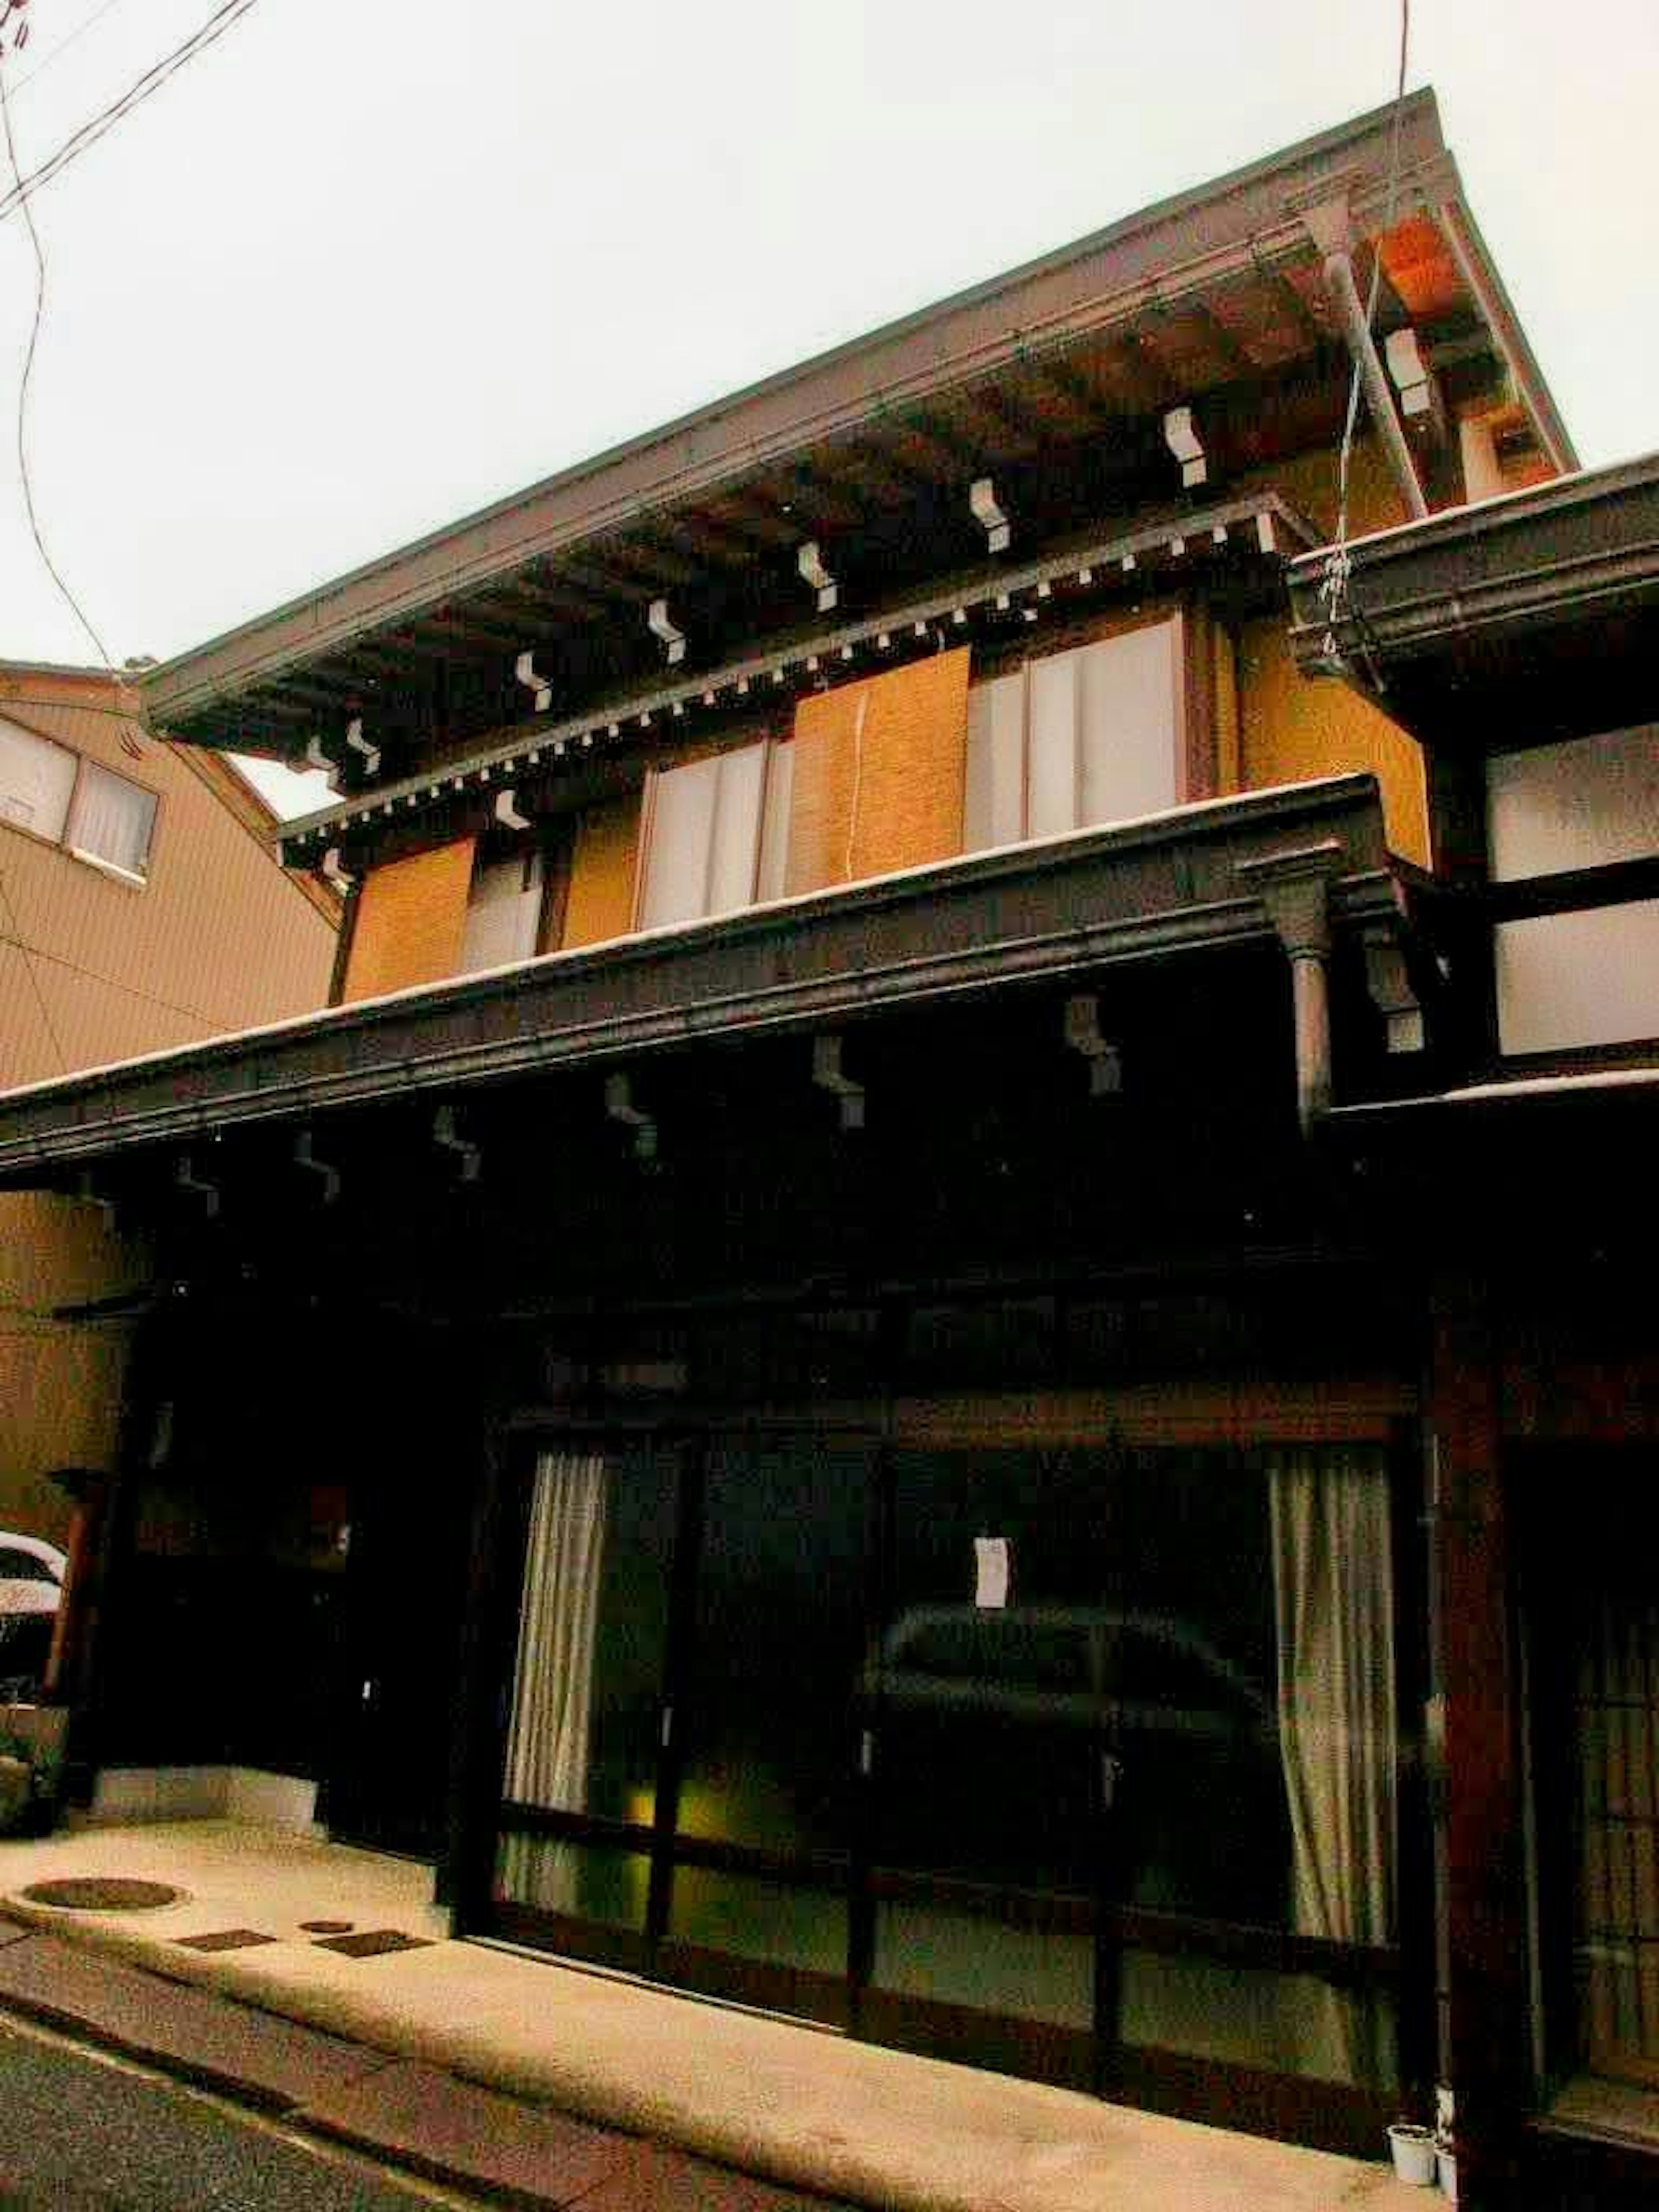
[1076,620,1181,826]
[0,718,76,841]
[670,1865,845,1977]
[67,760,158,878]
[494,1833,649,1927]
[501,1444,675,1828]
[1120,1949,1398,2089]
[874,1900,1093,2026]
[677,1437,868,1858]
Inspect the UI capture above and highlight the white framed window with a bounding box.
[638,740,790,930]
[964,617,1185,852]
[459,846,546,973]
[0,712,158,883]
[0,717,77,841]
[67,760,159,882]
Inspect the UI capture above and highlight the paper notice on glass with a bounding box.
[973,1535,1010,1610]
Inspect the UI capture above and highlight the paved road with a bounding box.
[0,2016,475,2212]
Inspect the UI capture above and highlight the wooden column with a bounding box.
[1430,1276,1530,2209]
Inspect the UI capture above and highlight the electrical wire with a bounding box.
[0,41,113,671]
[0,865,69,1073]
[0,0,260,226]
[1317,0,1410,682]
[1332,0,1411,552]
[9,0,134,99]
[0,917,236,1032]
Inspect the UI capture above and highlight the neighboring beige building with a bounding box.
[0,661,338,1542]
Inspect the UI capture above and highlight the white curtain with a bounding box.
[1268,1443,1397,2083]
[498,1449,609,1913]
[67,761,156,877]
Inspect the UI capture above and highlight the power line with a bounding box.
[0,915,238,1034]
[0,866,69,1073]
[0,0,260,228]
[0,38,113,669]
[10,0,135,99]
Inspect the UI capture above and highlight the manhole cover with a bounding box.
[19,1877,185,1912]
[299,1919,353,1935]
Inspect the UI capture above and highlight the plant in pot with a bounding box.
[0,1704,69,1837]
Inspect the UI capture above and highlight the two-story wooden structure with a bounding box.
[0,93,1607,2200]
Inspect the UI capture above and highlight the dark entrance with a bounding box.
[475,1401,1417,2154]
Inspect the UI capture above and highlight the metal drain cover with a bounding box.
[19,1877,185,1912]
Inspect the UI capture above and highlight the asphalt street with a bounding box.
[0,2016,478,2212]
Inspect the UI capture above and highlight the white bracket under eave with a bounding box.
[344,717,381,777]
[515,651,554,714]
[1164,406,1207,489]
[294,1129,341,1205]
[604,1072,657,1162]
[1383,327,1436,420]
[648,598,687,665]
[494,787,531,833]
[432,1104,481,1183]
[969,477,1011,554]
[798,542,837,613]
[304,735,341,789]
[320,846,355,893]
[1064,995,1123,1097]
[175,1154,221,1219]
[812,1034,865,1131]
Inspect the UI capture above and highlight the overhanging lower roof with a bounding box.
[138,90,1570,784]
[1284,449,1659,744]
[0,776,1393,1185]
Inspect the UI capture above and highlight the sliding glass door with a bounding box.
[483,1421,1412,2151]
[489,1429,874,2020]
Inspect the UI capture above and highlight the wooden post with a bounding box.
[1430,1276,1530,2209]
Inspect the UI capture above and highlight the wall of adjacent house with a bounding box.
[0,667,338,1544]
[0,671,337,1086]
[0,1195,150,1547]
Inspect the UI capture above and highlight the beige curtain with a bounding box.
[1268,1443,1397,2083]
[497,1449,608,1913]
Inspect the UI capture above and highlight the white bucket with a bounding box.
[1437,2145,1458,2201]
[1386,2122,1439,2185]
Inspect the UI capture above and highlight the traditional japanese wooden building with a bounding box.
[5,92,1641,2208]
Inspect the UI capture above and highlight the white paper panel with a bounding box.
[1077,620,1181,826]
[0,717,76,842]
[639,755,721,928]
[963,673,1026,852]
[1026,652,1080,839]
[459,849,544,973]
[756,740,794,902]
[1488,727,1659,882]
[706,743,766,915]
[1496,900,1659,1053]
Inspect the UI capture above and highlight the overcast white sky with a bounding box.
[1,0,1655,816]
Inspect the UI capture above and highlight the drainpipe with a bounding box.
[1302,199,1429,523]
[1237,843,1343,1134]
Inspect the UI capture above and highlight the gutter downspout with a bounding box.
[1302,200,1429,523]
[1238,843,1344,1134]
